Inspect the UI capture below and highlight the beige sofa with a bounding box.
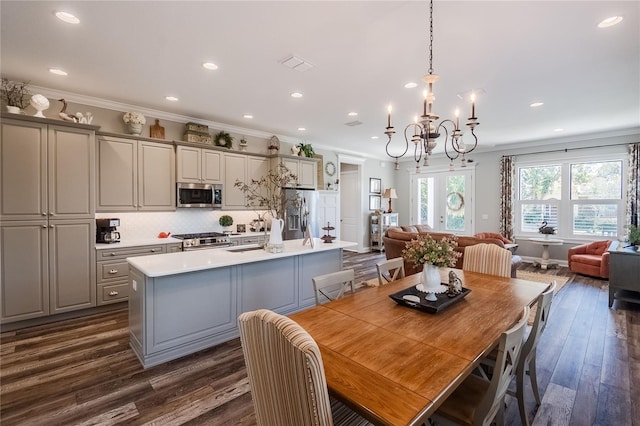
[382,225,522,277]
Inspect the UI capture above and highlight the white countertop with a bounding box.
[127,239,357,277]
[95,232,268,250]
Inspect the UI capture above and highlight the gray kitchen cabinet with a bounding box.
[176,145,222,184]
[0,115,98,323]
[608,241,640,307]
[222,153,268,210]
[96,243,171,305]
[271,156,317,189]
[97,135,175,212]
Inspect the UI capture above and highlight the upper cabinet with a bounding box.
[1,118,96,221]
[223,152,269,210]
[176,145,222,184]
[272,156,317,189]
[97,135,175,212]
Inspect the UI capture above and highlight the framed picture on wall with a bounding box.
[369,195,381,210]
[369,178,381,194]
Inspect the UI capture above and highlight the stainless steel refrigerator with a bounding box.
[281,188,319,240]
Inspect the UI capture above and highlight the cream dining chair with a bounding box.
[312,269,355,305]
[431,306,530,426]
[375,257,405,286]
[462,243,512,278]
[238,309,371,426]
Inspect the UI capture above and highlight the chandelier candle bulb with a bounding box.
[387,105,392,127]
[455,109,460,129]
[470,93,476,118]
[423,90,428,115]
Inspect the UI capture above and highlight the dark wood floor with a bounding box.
[1,252,638,425]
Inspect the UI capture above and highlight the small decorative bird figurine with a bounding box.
[58,98,78,122]
[447,270,463,297]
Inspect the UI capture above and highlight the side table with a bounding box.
[608,240,640,307]
[529,237,564,270]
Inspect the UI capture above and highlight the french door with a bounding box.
[410,169,474,234]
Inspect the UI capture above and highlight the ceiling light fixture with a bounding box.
[598,16,623,28]
[384,0,479,171]
[290,92,303,98]
[371,136,380,140]
[348,112,358,116]
[297,127,306,131]
[165,96,178,101]
[554,128,564,132]
[202,62,218,70]
[530,101,544,107]
[55,11,80,24]
[243,114,253,119]
[49,68,68,76]
[404,82,418,89]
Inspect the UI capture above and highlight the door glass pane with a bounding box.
[417,177,434,227]
[445,175,465,232]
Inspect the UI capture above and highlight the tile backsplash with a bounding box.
[95,210,267,240]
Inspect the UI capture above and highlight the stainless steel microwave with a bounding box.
[177,183,222,208]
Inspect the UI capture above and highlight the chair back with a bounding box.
[312,269,355,305]
[476,306,529,425]
[238,309,334,426]
[376,257,405,286]
[463,243,512,278]
[522,281,556,364]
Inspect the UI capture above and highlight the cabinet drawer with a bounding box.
[98,282,129,305]
[97,245,165,261]
[242,236,266,245]
[98,261,129,282]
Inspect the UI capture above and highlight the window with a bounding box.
[516,158,624,239]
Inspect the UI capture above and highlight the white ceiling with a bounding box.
[1,1,639,159]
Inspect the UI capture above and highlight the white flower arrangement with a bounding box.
[122,111,146,125]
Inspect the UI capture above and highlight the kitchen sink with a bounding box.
[226,246,264,253]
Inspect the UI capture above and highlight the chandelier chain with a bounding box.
[428,0,434,75]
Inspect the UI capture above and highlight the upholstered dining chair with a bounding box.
[462,243,513,278]
[312,269,355,305]
[376,257,405,286]
[238,309,371,426]
[430,306,530,426]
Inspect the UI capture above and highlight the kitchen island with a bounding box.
[127,239,356,368]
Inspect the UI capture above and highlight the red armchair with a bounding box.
[568,240,611,279]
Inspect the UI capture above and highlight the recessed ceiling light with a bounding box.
[290,92,303,98]
[598,16,623,28]
[202,62,218,70]
[348,112,358,116]
[49,68,68,76]
[529,101,544,108]
[297,127,306,131]
[404,82,418,89]
[55,11,80,24]
[371,136,379,140]
[243,114,253,119]
[554,128,564,132]
[165,96,178,101]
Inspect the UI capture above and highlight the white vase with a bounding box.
[266,218,284,253]
[126,122,143,135]
[421,264,441,301]
[6,105,21,114]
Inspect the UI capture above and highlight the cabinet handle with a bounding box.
[108,291,119,296]
[109,269,118,274]
[42,212,47,216]
[49,212,54,216]
[49,225,54,228]
[42,225,47,228]
[150,249,156,252]
[110,252,116,256]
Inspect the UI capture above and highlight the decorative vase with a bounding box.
[266,218,285,253]
[30,94,49,118]
[126,122,143,135]
[420,264,441,301]
[6,105,21,114]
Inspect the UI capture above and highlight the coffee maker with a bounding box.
[96,218,121,244]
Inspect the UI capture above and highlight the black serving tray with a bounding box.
[389,285,471,313]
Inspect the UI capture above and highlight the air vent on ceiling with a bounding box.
[280,55,313,72]
[345,121,363,127]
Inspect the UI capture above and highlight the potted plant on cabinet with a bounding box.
[296,142,314,158]
[1,78,30,113]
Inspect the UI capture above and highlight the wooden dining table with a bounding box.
[289,268,549,426]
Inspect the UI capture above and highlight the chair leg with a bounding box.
[529,354,541,405]
[516,362,529,426]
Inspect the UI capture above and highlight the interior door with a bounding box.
[340,170,359,248]
[411,170,473,234]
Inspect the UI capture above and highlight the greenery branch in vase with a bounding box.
[234,163,301,247]
[402,235,461,300]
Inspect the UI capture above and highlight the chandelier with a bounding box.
[384,0,479,171]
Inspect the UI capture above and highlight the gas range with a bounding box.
[172,232,232,251]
